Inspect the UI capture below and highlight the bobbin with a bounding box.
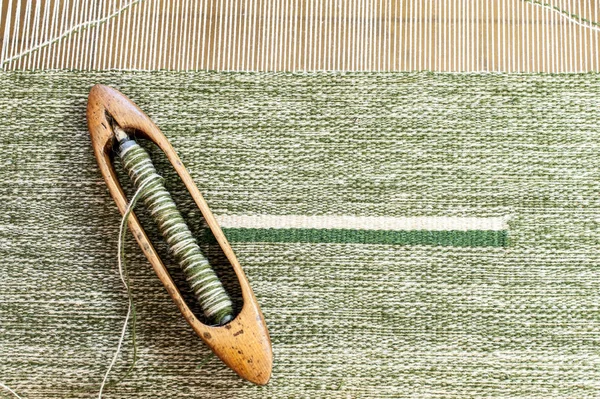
[86,84,272,385]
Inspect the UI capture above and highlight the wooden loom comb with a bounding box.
[86,84,272,385]
[3,1,600,73]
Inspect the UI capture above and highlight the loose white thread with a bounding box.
[0,382,22,399]
[97,179,152,398]
[525,0,600,33]
[2,0,145,66]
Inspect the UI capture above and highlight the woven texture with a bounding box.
[2,71,600,398]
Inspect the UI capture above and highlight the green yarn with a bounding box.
[216,228,508,247]
[117,134,234,326]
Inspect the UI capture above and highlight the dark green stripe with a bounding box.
[213,228,508,247]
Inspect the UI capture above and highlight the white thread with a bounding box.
[17,0,32,69]
[524,0,529,71]
[157,209,182,230]
[98,178,152,399]
[29,0,43,70]
[150,0,159,69]
[39,0,54,69]
[166,230,190,245]
[187,269,211,283]
[128,161,154,180]
[0,382,22,399]
[182,262,200,273]
[190,273,217,289]
[579,0,585,71]
[182,251,209,264]
[87,0,99,70]
[502,0,506,71]
[197,281,228,300]
[138,0,150,69]
[48,0,60,69]
[205,297,233,317]
[61,0,74,69]
[590,0,600,71]
[162,221,185,236]
[144,190,168,207]
[194,283,232,316]
[73,0,86,69]
[134,170,160,189]
[214,0,221,70]
[529,0,600,33]
[96,0,107,70]
[1,0,13,66]
[8,0,20,69]
[171,237,197,255]
[183,258,209,272]
[2,0,145,67]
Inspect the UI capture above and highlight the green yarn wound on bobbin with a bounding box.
[117,133,234,326]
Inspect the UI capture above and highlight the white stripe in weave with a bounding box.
[215,215,510,232]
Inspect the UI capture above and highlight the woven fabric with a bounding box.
[2,71,600,398]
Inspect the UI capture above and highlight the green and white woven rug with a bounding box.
[2,71,600,398]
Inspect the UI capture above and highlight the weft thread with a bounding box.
[116,129,234,325]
